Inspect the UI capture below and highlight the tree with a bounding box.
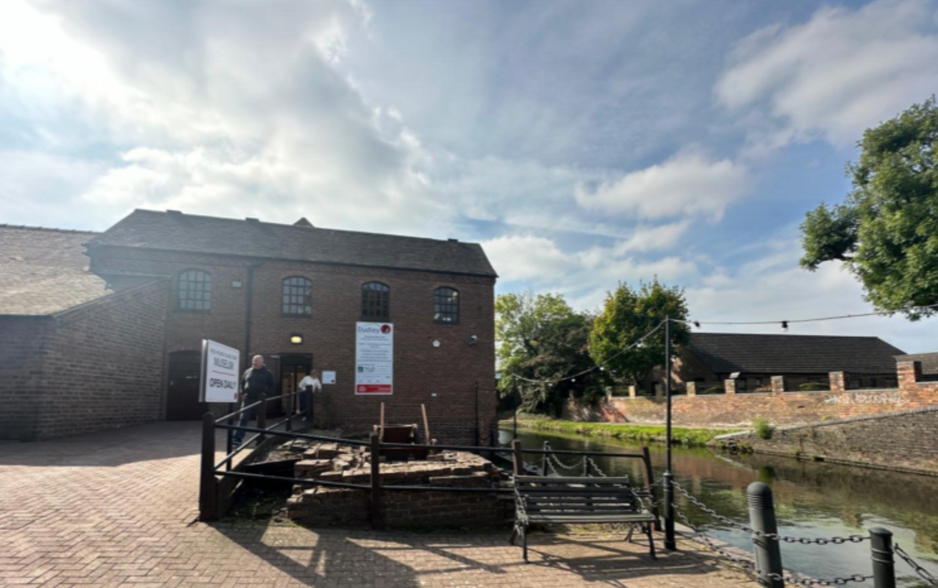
[800,96,938,319]
[589,280,689,390]
[496,291,604,415]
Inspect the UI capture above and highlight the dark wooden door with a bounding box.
[167,351,204,421]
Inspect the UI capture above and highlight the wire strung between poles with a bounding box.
[506,320,666,386]
[675,302,938,327]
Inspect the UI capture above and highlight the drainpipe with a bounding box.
[243,262,263,370]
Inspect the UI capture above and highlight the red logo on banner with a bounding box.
[358,384,391,394]
[380,324,391,334]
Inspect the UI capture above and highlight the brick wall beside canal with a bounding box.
[563,361,938,429]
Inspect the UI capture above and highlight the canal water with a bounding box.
[500,428,938,587]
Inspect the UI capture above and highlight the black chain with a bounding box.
[670,481,868,545]
[764,572,872,586]
[894,543,938,586]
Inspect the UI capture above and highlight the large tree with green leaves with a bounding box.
[800,97,938,319]
[589,280,690,389]
[495,291,603,415]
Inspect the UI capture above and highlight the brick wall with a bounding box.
[734,407,938,475]
[565,361,938,428]
[91,246,497,445]
[0,280,168,441]
[36,280,169,439]
[0,317,55,440]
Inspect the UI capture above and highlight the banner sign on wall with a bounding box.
[355,322,393,395]
[200,339,241,403]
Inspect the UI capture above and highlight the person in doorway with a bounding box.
[233,354,275,445]
[298,369,322,421]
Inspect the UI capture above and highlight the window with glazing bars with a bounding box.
[178,269,212,311]
[433,287,459,324]
[282,277,312,316]
[361,282,390,320]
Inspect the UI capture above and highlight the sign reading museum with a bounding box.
[200,339,241,403]
[355,322,393,395]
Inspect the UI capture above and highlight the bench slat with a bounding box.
[515,476,632,485]
[527,514,656,523]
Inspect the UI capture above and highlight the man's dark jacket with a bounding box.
[241,366,275,401]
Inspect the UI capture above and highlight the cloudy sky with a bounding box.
[2,0,937,351]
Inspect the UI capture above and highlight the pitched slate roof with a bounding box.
[0,225,112,316]
[686,332,906,375]
[88,210,498,277]
[896,352,938,375]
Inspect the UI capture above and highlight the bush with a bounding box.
[798,382,829,391]
[753,418,773,440]
[700,386,725,395]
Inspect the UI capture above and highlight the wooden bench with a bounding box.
[510,475,658,562]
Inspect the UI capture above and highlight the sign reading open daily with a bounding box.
[355,322,393,395]
[199,339,241,403]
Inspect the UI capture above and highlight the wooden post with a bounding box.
[257,393,267,443]
[421,404,431,445]
[511,439,524,476]
[642,446,661,531]
[370,432,383,529]
[379,402,385,440]
[199,413,217,521]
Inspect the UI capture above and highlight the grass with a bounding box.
[753,417,773,440]
[502,417,736,447]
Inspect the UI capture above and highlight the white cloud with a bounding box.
[483,233,697,311]
[614,220,690,254]
[717,0,938,150]
[0,0,446,233]
[574,151,750,220]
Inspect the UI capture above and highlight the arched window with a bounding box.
[177,269,212,311]
[433,287,459,324]
[282,277,312,316]
[362,282,390,320]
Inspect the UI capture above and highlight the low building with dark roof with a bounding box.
[0,211,497,442]
[653,332,906,393]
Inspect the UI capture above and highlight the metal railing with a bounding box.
[199,410,657,528]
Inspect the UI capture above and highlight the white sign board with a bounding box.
[355,322,393,395]
[200,339,241,403]
[322,370,336,385]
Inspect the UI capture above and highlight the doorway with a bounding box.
[276,354,312,417]
[167,350,204,420]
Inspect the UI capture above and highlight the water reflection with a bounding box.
[500,429,938,586]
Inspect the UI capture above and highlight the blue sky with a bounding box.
[2,0,937,351]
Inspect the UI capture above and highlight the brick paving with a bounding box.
[0,422,753,587]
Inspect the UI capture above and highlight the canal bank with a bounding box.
[500,427,938,587]
[500,416,735,447]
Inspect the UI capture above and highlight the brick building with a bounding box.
[646,332,905,394]
[0,210,498,443]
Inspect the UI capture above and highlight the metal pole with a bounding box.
[748,482,784,588]
[370,432,383,529]
[199,412,217,521]
[511,439,524,476]
[664,316,676,550]
[226,402,234,471]
[257,393,267,444]
[541,441,549,476]
[870,528,896,588]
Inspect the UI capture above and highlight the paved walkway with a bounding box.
[0,422,753,587]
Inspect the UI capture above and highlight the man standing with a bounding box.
[233,354,275,445]
[298,369,322,421]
